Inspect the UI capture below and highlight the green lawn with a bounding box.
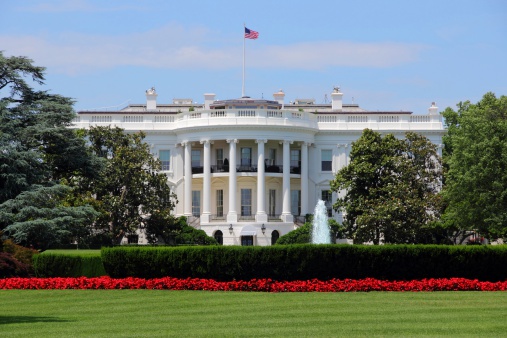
[1,291,506,337]
[40,249,101,256]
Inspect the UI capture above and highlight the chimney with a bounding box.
[146,87,157,110]
[273,89,285,108]
[428,102,439,115]
[204,93,216,109]
[331,87,343,111]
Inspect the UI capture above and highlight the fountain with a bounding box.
[311,199,331,244]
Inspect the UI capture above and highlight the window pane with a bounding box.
[159,150,170,171]
[216,149,223,166]
[291,190,301,216]
[241,148,251,166]
[192,191,201,216]
[241,189,252,216]
[321,190,332,217]
[191,150,201,167]
[321,149,332,171]
[216,190,223,217]
[269,189,276,216]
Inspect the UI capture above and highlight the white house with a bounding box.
[73,87,444,246]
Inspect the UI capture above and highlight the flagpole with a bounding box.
[242,23,245,98]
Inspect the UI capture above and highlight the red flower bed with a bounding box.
[1,277,507,291]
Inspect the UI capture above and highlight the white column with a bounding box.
[256,139,267,222]
[227,139,238,223]
[183,142,192,216]
[281,140,292,222]
[201,140,211,223]
[300,142,309,215]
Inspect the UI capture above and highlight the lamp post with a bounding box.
[261,224,266,234]
[229,224,233,234]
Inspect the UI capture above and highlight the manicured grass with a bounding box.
[41,249,101,256]
[1,291,506,337]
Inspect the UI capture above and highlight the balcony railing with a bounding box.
[191,164,301,175]
[268,214,282,221]
[238,214,255,221]
[210,214,226,221]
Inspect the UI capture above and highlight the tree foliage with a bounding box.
[82,126,178,244]
[331,129,442,244]
[0,52,101,249]
[442,92,507,241]
[0,185,99,250]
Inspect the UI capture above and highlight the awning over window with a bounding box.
[240,226,258,236]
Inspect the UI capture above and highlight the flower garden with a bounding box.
[2,276,507,292]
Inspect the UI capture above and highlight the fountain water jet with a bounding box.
[311,200,331,244]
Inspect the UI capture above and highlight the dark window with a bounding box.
[271,230,280,245]
[241,236,254,246]
[127,234,139,244]
[321,190,333,217]
[214,230,223,245]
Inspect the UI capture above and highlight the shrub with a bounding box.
[33,253,107,277]
[101,245,507,281]
[2,239,39,265]
[0,252,32,277]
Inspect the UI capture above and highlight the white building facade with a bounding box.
[73,88,444,246]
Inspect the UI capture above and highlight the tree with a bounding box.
[0,185,99,250]
[442,92,507,241]
[83,126,178,244]
[330,129,442,244]
[0,52,101,249]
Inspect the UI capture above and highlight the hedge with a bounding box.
[101,244,507,281]
[33,253,107,277]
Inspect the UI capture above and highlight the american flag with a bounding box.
[244,27,259,39]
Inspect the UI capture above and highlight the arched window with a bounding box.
[271,230,280,245]
[214,230,223,245]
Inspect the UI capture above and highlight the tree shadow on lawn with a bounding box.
[0,316,73,325]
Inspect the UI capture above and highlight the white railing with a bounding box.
[73,109,443,132]
[154,115,175,123]
[317,115,337,123]
[348,116,368,123]
[238,110,256,117]
[91,115,112,123]
[267,110,283,118]
[122,115,143,123]
[379,115,400,123]
[410,115,431,123]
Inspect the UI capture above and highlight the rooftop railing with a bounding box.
[73,108,443,132]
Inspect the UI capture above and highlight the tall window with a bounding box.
[291,190,301,216]
[216,189,223,217]
[191,149,201,167]
[271,230,280,245]
[241,147,252,166]
[321,190,332,217]
[216,148,223,167]
[321,149,332,171]
[192,190,201,217]
[159,150,170,171]
[241,189,252,216]
[214,230,223,245]
[269,189,276,216]
[290,149,301,168]
[267,148,276,165]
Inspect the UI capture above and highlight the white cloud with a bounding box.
[0,25,429,75]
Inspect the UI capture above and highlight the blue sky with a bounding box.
[1,0,506,114]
